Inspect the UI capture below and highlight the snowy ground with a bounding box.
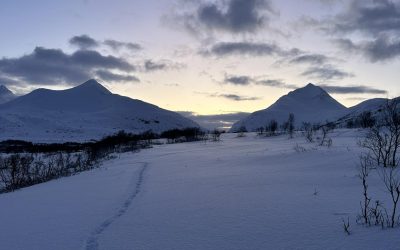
[0,130,399,250]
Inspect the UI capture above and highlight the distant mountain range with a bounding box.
[0,81,395,141]
[230,83,394,132]
[0,80,198,142]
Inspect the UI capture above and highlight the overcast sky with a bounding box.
[0,0,399,119]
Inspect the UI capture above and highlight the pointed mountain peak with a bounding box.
[73,79,112,94]
[305,82,317,88]
[288,83,326,98]
[0,85,16,104]
[0,85,14,95]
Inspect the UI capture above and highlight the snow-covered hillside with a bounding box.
[347,98,388,115]
[230,83,347,132]
[0,85,16,104]
[1,131,399,249]
[0,79,198,142]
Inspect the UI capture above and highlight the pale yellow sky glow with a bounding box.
[1,0,399,118]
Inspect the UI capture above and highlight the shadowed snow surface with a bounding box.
[0,130,399,249]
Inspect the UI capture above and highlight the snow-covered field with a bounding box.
[1,130,399,250]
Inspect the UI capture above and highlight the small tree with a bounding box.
[358,154,372,225]
[319,125,333,147]
[268,119,278,136]
[360,99,400,167]
[237,126,247,137]
[358,111,376,128]
[287,113,295,138]
[210,129,222,141]
[383,100,400,167]
[256,127,264,136]
[379,166,400,228]
[302,122,314,142]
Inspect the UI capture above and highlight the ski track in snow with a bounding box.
[84,162,148,250]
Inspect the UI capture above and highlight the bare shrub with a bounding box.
[237,126,247,137]
[357,154,372,225]
[210,129,222,141]
[266,120,278,136]
[342,217,351,235]
[0,154,34,191]
[302,122,314,143]
[360,100,400,167]
[319,125,333,147]
[286,113,295,139]
[293,144,307,153]
[256,127,264,136]
[369,200,385,227]
[379,166,400,228]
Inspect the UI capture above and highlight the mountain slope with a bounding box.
[0,85,16,104]
[0,79,199,142]
[347,98,388,115]
[230,83,347,132]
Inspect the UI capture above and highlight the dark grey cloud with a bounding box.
[0,76,18,85]
[289,54,329,65]
[69,35,99,49]
[70,35,142,53]
[314,1,400,62]
[104,39,142,52]
[333,38,359,52]
[256,79,298,89]
[331,0,400,36]
[177,0,274,35]
[178,111,250,130]
[224,75,252,85]
[0,47,136,86]
[320,84,387,94]
[71,50,133,70]
[143,60,184,72]
[224,74,298,89]
[301,65,354,80]
[202,41,284,57]
[220,94,259,101]
[144,60,167,72]
[95,70,139,83]
[334,36,400,62]
[198,0,272,33]
[207,93,260,101]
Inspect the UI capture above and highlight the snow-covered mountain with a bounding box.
[347,98,388,115]
[230,83,348,132]
[0,79,199,142]
[0,85,16,104]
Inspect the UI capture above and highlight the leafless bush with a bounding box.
[302,122,314,143]
[288,113,295,139]
[369,200,385,227]
[0,154,34,191]
[383,100,400,167]
[210,129,222,141]
[266,120,278,136]
[357,154,372,225]
[0,151,96,192]
[319,125,333,147]
[360,100,400,167]
[293,144,307,153]
[379,166,400,228]
[256,127,265,136]
[342,217,351,235]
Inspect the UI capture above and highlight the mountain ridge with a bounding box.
[0,79,199,142]
[230,83,386,132]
